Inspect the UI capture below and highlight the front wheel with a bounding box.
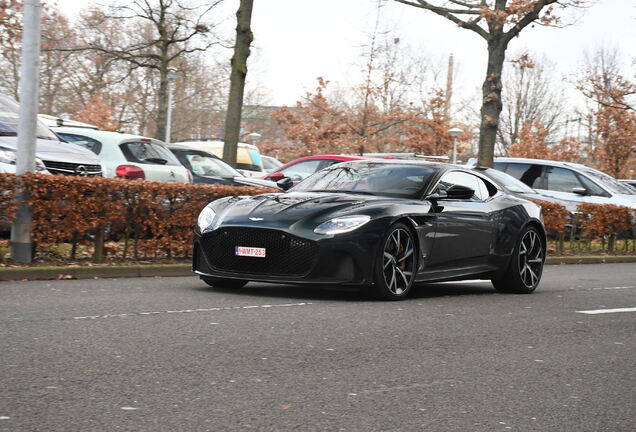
[371,223,417,300]
[201,276,248,289]
[492,226,544,294]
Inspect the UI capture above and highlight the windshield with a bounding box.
[173,149,242,177]
[481,168,535,194]
[293,162,436,198]
[0,94,58,141]
[579,167,636,195]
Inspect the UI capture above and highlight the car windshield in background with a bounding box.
[294,163,436,198]
[581,167,636,195]
[0,94,58,141]
[482,168,535,193]
[174,150,241,178]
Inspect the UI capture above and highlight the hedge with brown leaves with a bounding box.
[1,173,277,262]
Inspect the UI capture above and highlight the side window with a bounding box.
[545,167,583,193]
[280,159,323,182]
[506,163,544,188]
[57,133,102,154]
[577,174,610,197]
[493,162,508,172]
[437,171,486,201]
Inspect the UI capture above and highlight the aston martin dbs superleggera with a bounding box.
[193,160,546,300]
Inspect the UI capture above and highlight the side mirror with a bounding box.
[429,184,474,201]
[572,187,588,196]
[268,172,285,181]
[276,177,293,191]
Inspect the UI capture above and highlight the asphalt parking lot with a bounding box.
[1,263,635,431]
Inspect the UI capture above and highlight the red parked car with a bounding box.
[262,155,368,184]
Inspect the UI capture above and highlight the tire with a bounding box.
[492,225,545,294]
[370,223,417,300]
[201,277,248,289]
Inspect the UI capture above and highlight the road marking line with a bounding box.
[73,302,312,320]
[590,286,635,291]
[576,307,636,315]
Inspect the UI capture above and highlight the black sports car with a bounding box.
[193,160,546,300]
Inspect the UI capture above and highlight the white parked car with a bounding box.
[0,95,103,176]
[467,157,636,209]
[52,127,191,183]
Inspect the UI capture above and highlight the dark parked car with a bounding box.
[194,160,546,300]
[167,143,278,189]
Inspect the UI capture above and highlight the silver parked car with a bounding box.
[0,94,103,176]
[467,157,636,209]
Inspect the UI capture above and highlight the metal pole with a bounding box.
[165,74,174,144]
[452,136,457,164]
[10,0,41,263]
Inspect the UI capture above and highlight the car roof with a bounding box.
[176,139,259,150]
[491,156,591,170]
[167,143,220,156]
[52,127,163,144]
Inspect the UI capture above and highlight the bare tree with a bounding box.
[73,0,226,140]
[223,0,254,167]
[498,51,566,151]
[393,0,587,166]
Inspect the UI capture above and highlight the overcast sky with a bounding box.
[57,0,636,108]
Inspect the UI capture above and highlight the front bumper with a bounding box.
[192,226,380,286]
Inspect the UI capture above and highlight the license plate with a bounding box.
[235,246,266,258]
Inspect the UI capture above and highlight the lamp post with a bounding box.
[165,67,178,144]
[247,131,261,146]
[448,127,463,164]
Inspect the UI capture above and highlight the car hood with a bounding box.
[211,191,406,229]
[0,136,102,165]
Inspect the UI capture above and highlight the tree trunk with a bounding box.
[477,40,507,167]
[155,63,169,140]
[222,0,254,167]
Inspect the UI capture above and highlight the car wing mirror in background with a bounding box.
[572,187,588,196]
[276,177,293,191]
[428,184,474,201]
[268,172,285,181]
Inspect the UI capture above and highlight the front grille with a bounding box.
[43,161,102,177]
[201,228,317,276]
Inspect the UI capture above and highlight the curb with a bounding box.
[1,257,635,282]
[0,264,191,281]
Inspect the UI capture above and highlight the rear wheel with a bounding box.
[201,277,247,289]
[492,226,544,294]
[371,223,417,300]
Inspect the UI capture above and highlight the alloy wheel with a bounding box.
[518,229,543,288]
[382,227,416,295]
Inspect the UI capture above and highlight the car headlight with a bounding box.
[197,205,217,232]
[0,146,16,165]
[0,147,46,172]
[314,215,371,235]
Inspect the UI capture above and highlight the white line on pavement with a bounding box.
[590,286,636,290]
[576,307,636,315]
[73,302,312,320]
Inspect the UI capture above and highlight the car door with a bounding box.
[537,166,610,205]
[426,171,495,269]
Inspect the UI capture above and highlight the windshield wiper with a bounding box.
[0,131,17,136]
[309,189,377,196]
